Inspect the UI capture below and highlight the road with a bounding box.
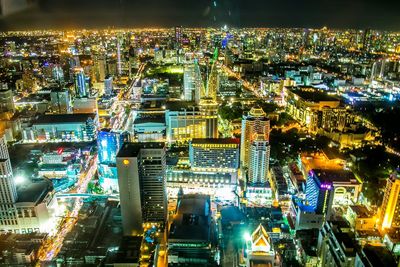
[37,155,98,263]
[110,63,146,131]
[220,64,260,97]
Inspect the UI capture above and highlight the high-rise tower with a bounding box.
[380,173,400,230]
[116,142,167,236]
[240,107,270,168]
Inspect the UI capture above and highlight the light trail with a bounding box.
[37,155,98,263]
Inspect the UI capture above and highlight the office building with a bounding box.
[22,113,97,142]
[50,89,70,114]
[248,135,270,186]
[317,220,357,267]
[0,136,58,234]
[98,129,129,192]
[0,83,15,113]
[116,142,167,236]
[380,173,400,230]
[74,67,89,98]
[301,152,361,206]
[165,101,218,143]
[183,62,202,103]
[168,194,217,265]
[133,113,166,142]
[305,170,334,218]
[189,138,240,171]
[104,75,113,96]
[244,224,278,267]
[240,106,270,168]
[285,87,355,134]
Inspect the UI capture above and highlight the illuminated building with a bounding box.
[189,138,240,171]
[50,89,70,114]
[133,113,166,142]
[183,62,202,103]
[175,26,182,48]
[305,170,334,218]
[248,135,270,186]
[168,194,217,265]
[104,75,113,96]
[244,224,279,267]
[165,101,218,143]
[166,168,237,201]
[98,129,129,192]
[0,136,58,234]
[240,106,270,168]
[285,87,352,133]
[301,152,361,206]
[345,205,375,231]
[0,84,14,114]
[73,97,98,114]
[22,113,97,142]
[380,173,400,231]
[317,220,357,267]
[116,142,167,236]
[74,67,89,98]
[0,136,18,231]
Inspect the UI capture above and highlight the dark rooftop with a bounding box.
[360,245,397,267]
[117,142,165,158]
[134,114,165,125]
[191,138,240,145]
[16,179,52,204]
[289,87,339,103]
[313,169,360,185]
[169,194,211,243]
[165,101,198,111]
[34,113,96,124]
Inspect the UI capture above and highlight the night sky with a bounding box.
[0,0,399,30]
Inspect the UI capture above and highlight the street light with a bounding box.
[14,175,26,185]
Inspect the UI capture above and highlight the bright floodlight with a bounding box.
[244,232,251,241]
[14,175,26,185]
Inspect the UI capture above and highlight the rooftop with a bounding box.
[288,87,339,103]
[134,113,165,124]
[117,142,165,158]
[191,138,240,145]
[165,101,198,111]
[16,179,52,204]
[312,169,360,185]
[360,245,397,267]
[348,205,373,218]
[169,194,211,243]
[34,113,96,124]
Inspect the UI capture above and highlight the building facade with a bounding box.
[116,142,167,236]
[189,138,240,171]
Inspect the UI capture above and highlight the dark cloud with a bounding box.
[0,0,399,30]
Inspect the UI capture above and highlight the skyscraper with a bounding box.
[74,67,89,98]
[98,129,129,192]
[380,173,400,230]
[0,135,18,230]
[248,135,270,185]
[305,170,334,218]
[183,62,203,103]
[117,142,167,236]
[50,89,71,114]
[104,75,113,96]
[0,83,15,114]
[240,107,270,168]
